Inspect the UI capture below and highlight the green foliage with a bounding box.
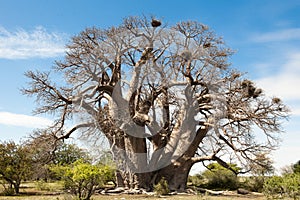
[283,173,300,200]
[188,174,205,187]
[34,180,51,191]
[50,159,115,200]
[1,187,15,196]
[240,176,265,192]
[263,175,285,199]
[54,143,91,165]
[154,177,170,195]
[0,141,33,195]
[201,163,239,190]
[43,143,92,181]
[293,160,300,174]
[263,173,300,199]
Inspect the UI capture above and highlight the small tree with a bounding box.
[54,143,91,165]
[0,141,33,194]
[279,160,300,176]
[26,131,91,181]
[201,162,240,190]
[51,159,114,200]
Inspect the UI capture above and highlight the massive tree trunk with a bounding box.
[113,125,209,191]
[155,127,209,191]
[110,131,150,189]
[158,159,193,191]
[123,135,150,189]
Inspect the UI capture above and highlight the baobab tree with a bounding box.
[23,16,289,191]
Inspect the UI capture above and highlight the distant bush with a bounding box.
[188,174,205,187]
[201,163,239,190]
[1,188,15,196]
[34,180,51,191]
[263,176,284,199]
[293,160,300,174]
[283,173,300,200]
[154,177,170,195]
[263,173,300,199]
[240,176,265,192]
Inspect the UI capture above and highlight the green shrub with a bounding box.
[188,174,205,187]
[50,159,115,200]
[263,176,284,199]
[154,177,170,195]
[1,187,15,196]
[201,163,239,190]
[35,180,51,191]
[282,173,300,200]
[241,176,265,192]
[292,160,300,174]
[263,173,300,200]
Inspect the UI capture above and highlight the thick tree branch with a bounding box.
[56,123,94,140]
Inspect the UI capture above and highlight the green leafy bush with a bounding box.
[201,163,239,190]
[293,160,300,174]
[1,188,15,196]
[263,176,284,199]
[241,176,265,192]
[154,177,170,195]
[283,173,300,200]
[263,173,300,199]
[188,174,205,187]
[51,159,115,200]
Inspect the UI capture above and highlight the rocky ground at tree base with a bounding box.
[99,187,264,198]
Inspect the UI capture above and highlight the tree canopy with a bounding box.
[0,141,33,194]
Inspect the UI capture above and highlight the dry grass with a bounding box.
[0,194,267,200]
[0,193,267,200]
[0,182,269,200]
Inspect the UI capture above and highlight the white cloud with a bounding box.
[291,107,300,116]
[0,111,52,128]
[0,26,67,59]
[256,52,300,100]
[252,28,300,43]
[257,74,300,101]
[256,52,300,116]
[273,144,300,173]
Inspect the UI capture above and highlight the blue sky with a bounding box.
[0,0,299,173]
